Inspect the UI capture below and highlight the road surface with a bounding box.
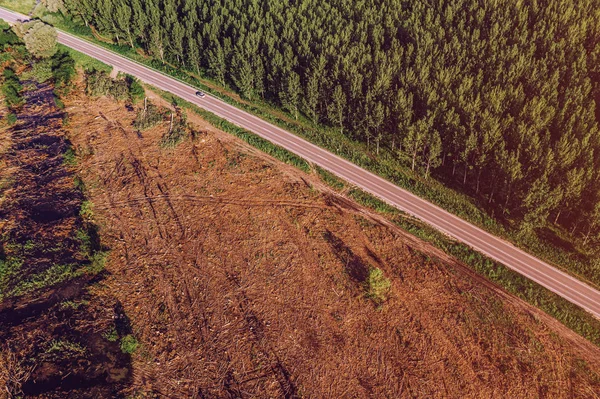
[2,8,600,319]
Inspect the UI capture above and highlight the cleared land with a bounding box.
[52,81,600,398]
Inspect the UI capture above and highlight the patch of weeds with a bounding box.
[0,257,24,299]
[79,200,94,221]
[133,101,164,131]
[76,228,92,256]
[120,335,139,354]
[83,251,108,275]
[23,240,36,251]
[365,267,391,305]
[316,166,345,191]
[160,126,188,148]
[6,263,78,298]
[59,300,88,310]
[63,147,77,166]
[74,175,85,191]
[45,340,86,356]
[103,327,119,342]
[160,112,189,149]
[54,96,65,110]
[5,113,17,126]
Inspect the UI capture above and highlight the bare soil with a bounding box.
[57,82,600,399]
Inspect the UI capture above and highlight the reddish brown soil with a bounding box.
[56,83,600,399]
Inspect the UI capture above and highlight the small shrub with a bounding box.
[5,113,17,126]
[79,200,94,220]
[133,100,164,130]
[103,327,119,342]
[62,147,77,166]
[21,59,53,83]
[365,267,391,305]
[126,75,145,103]
[120,335,138,354]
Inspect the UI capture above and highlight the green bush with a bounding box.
[365,267,391,305]
[126,75,145,103]
[85,69,129,100]
[51,50,76,87]
[62,147,77,166]
[5,113,17,126]
[21,59,53,83]
[133,100,164,130]
[120,335,139,354]
[1,68,24,108]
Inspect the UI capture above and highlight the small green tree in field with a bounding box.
[23,22,57,59]
[51,51,76,87]
[2,68,24,108]
[126,75,145,103]
[365,267,391,305]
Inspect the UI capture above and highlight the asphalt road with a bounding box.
[2,8,600,319]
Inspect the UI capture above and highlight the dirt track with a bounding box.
[61,89,600,398]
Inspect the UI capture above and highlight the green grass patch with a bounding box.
[103,327,119,342]
[62,146,77,166]
[5,112,17,125]
[45,339,86,356]
[365,267,391,305]
[59,300,88,310]
[4,263,78,299]
[83,251,108,275]
[79,200,94,220]
[0,0,35,14]
[120,334,139,354]
[315,166,346,191]
[56,43,111,73]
